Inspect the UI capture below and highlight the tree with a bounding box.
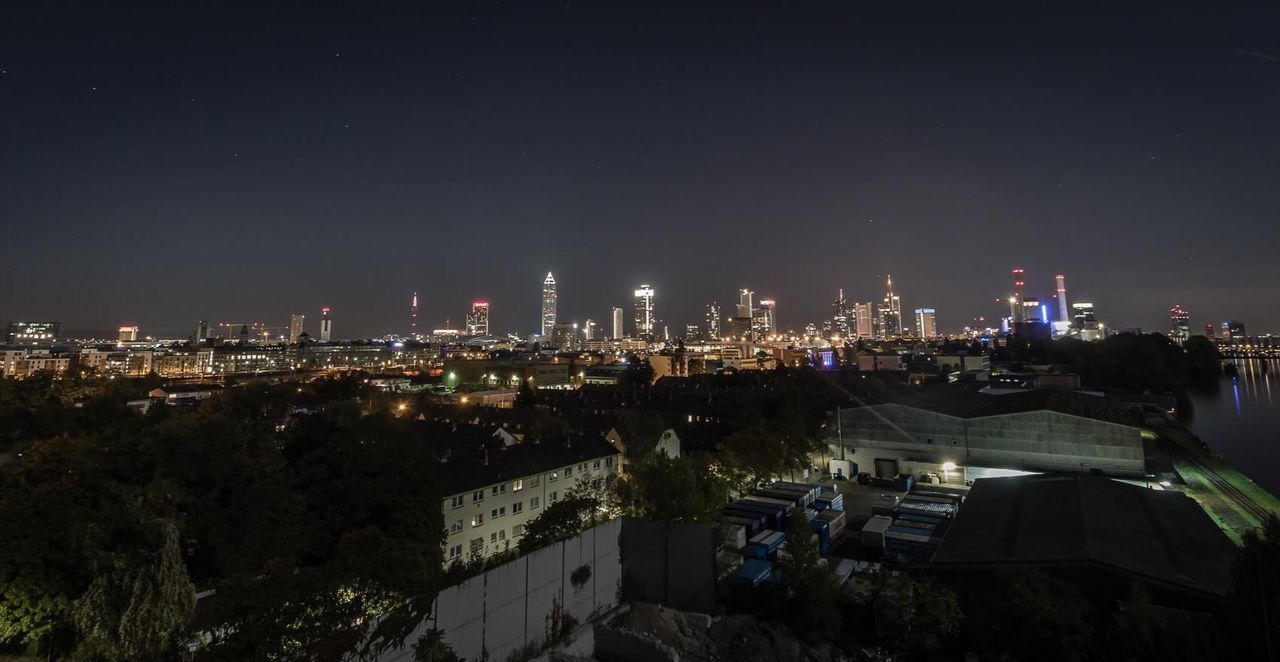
[519,477,610,555]
[412,628,460,662]
[1225,514,1280,659]
[620,354,654,386]
[960,568,1093,662]
[776,511,843,637]
[612,453,729,523]
[874,572,962,655]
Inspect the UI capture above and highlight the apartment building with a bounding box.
[439,434,621,567]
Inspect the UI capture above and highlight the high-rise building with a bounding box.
[705,303,721,340]
[584,319,597,341]
[914,308,937,339]
[118,326,139,343]
[6,321,59,344]
[1170,305,1191,343]
[1222,320,1246,340]
[684,324,700,340]
[737,289,754,320]
[831,289,851,338]
[611,307,625,339]
[289,314,305,344]
[634,284,655,338]
[1204,324,1215,338]
[1022,297,1043,323]
[410,292,419,338]
[194,320,210,342]
[548,323,578,350]
[854,302,874,339]
[466,302,490,336]
[541,273,557,337]
[319,307,332,342]
[1072,302,1097,327]
[880,275,903,338]
[756,299,777,338]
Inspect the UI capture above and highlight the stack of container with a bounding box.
[860,515,893,550]
[816,508,846,543]
[813,487,844,512]
[745,529,787,560]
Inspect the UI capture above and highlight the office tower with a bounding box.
[319,307,332,342]
[725,316,752,340]
[705,303,721,340]
[1022,297,1043,322]
[684,324,700,340]
[737,289,754,319]
[634,284,655,337]
[1055,274,1070,323]
[1011,268,1026,322]
[854,302,874,339]
[1204,324,1215,338]
[541,272,557,337]
[6,321,60,344]
[410,292,419,337]
[831,289,851,337]
[195,320,210,342]
[611,307,625,339]
[880,275,903,338]
[1169,305,1190,342]
[118,326,139,343]
[549,323,577,350]
[1223,320,1246,339]
[584,319,596,341]
[464,302,489,336]
[756,299,777,338]
[289,314,305,344]
[914,308,937,339]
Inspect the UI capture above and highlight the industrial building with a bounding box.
[829,387,1149,481]
[932,473,1237,601]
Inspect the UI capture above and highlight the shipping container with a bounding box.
[745,529,787,560]
[860,514,894,549]
[734,558,773,586]
[724,502,788,530]
[830,557,856,586]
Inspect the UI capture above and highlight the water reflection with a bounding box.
[1190,359,1280,494]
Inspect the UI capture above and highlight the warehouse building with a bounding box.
[829,387,1149,480]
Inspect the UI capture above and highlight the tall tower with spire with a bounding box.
[881,275,903,337]
[541,272,557,337]
[410,292,418,338]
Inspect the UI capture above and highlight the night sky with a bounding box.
[2,2,1278,339]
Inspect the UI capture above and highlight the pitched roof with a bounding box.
[437,434,619,496]
[881,387,1141,426]
[931,474,1237,598]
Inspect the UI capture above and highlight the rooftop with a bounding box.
[437,433,620,496]
[931,473,1238,598]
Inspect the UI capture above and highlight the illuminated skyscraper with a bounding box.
[831,289,851,337]
[634,285,655,338]
[705,303,721,340]
[914,308,937,339]
[1170,305,1190,343]
[319,307,332,342]
[541,273,557,337]
[737,289,754,319]
[118,326,139,343]
[466,302,490,336]
[584,319,597,341]
[880,275,903,338]
[854,302,874,339]
[289,314,305,344]
[611,307,625,339]
[410,292,419,337]
[756,299,777,338]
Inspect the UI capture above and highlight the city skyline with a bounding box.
[2,3,1278,337]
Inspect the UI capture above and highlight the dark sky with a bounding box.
[2,2,1278,339]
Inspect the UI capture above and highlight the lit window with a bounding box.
[512,479,524,492]
[471,514,484,527]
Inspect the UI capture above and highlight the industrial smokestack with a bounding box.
[1055,274,1069,323]
[1011,268,1025,322]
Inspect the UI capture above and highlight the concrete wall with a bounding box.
[620,518,717,614]
[375,518,622,662]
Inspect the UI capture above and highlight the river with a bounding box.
[1189,358,1280,496]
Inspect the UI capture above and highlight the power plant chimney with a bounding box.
[1055,274,1069,323]
[1011,268,1025,322]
